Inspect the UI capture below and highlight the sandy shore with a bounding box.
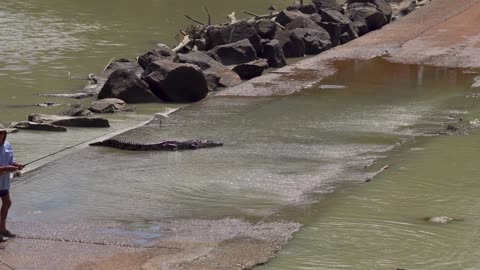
[3,0,480,269]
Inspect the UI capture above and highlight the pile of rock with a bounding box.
[95,0,406,104]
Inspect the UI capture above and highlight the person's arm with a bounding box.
[0,165,17,174]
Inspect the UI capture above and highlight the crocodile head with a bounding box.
[198,140,223,148]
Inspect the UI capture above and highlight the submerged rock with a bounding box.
[28,114,110,128]
[425,216,463,224]
[142,60,209,102]
[11,121,67,132]
[63,104,93,117]
[232,59,269,80]
[89,98,131,113]
[99,69,159,103]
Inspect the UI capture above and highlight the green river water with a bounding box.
[2,1,480,269]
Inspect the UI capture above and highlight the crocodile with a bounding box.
[89,139,223,151]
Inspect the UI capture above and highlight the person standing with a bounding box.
[0,130,24,242]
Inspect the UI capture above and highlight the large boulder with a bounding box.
[28,114,110,128]
[274,30,305,58]
[177,51,242,88]
[232,59,269,80]
[98,69,159,103]
[89,98,129,113]
[103,58,143,78]
[261,39,287,68]
[292,28,332,54]
[208,39,257,66]
[286,17,324,31]
[275,10,309,27]
[286,4,318,14]
[346,2,388,35]
[318,22,342,46]
[255,20,279,40]
[138,45,178,69]
[206,21,262,53]
[347,0,392,21]
[320,9,359,42]
[141,60,209,103]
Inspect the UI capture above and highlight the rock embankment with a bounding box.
[95,0,418,104]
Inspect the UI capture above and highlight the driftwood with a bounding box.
[204,7,211,25]
[103,57,116,72]
[173,35,192,53]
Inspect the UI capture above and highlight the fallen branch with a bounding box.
[103,57,116,72]
[184,15,205,25]
[242,11,280,19]
[204,7,211,25]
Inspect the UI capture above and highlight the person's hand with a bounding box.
[14,164,25,170]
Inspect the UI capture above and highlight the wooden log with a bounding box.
[184,15,205,25]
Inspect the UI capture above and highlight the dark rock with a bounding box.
[232,59,269,80]
[292,28,332,54]
[347,0,392,21]
[320,9,359,41]
[275,10,309,27]
[318,22,342,46]
[274,30,305,58]
[138,45,178,69]
[104,58,144,78]
[28,114,110,128]
[309,13,323,25]
[11,121,67,132]
[177,51,242,88]
[98,69,159,103]
[63,104,93,117]
[346,2,388,35]
[204,72,221,91]
[286,4,318,14]
[255,20,279,40]
[313,0,340,10]
[286,17,324,31]
[142,60,209,103]
[89,98,130,113]
[206,21,262,53]
[261,39,287,68]
[208,39,257,66]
